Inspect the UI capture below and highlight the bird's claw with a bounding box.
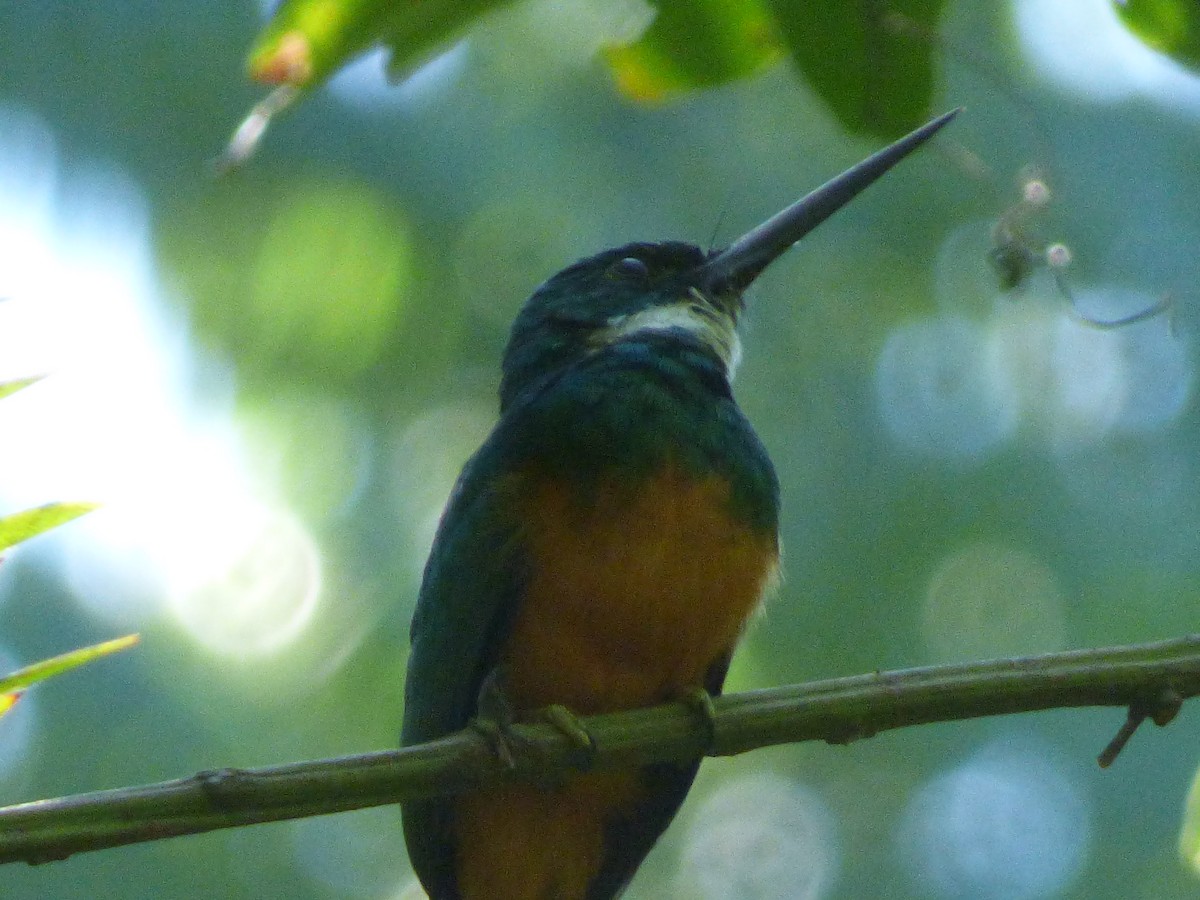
[471,667,525,769]
[681,686,715,758]
[540,703,597,770]
[682,687,719,754]
[470,716,521,769]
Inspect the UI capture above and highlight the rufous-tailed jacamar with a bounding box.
[402,109,958,899]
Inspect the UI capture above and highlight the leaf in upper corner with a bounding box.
[237,0,946,158]
[603,0,783,103]
[0,376,44,403]
[765,0,947,139]
[226,0,515,168]
[0,635,139,697]
[247,0,514,90]
[1115,0,1200,72]
[0,502,98,554]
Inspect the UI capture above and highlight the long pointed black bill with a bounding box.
[700,108,961,293]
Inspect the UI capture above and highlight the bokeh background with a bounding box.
[2,1,1200,897]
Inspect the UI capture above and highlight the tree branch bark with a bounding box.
[1,634,1197,865]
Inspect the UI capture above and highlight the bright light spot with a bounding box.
[291,806,406,897]
[391,401,496,579]
[875,316,1019,462]
[898,738,1090,899]
[987,294,1191,449]
[0,647,36,778]
[0,107,196,512]
[0,106,325,656]
[923,542,1066,662]
[1045,243,1072,269]
[675,772,839,900]
[58,431,254,626]
[1014,0,1200,112]
[1022,179,1050,207]
[164,497,321,659]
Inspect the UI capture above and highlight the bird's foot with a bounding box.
[470,716,520,769]
[470,668,524,770]
[682,687,718,755]
[469,673,597,776]
[539,703,597,771]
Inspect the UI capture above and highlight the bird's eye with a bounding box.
[609,257,650,280]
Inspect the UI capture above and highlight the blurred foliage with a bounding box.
[604,0,782,103]
[158,176,414,386]
[1116,0,1200,71]
[767,0,947,136]
[248,0,946,139]
[249,0,514,87]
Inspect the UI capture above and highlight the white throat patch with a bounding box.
[595,294,742,380]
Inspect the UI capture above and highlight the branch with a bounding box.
[2,634,1197,865]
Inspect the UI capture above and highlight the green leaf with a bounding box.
[247,0,514,88]
[0,376,44,402]
[237,0,944,155]
[765,0,947,139]
[0,693,20,721]
[0,635,139,696]
[0,502,99,554]
[1115,0,1200,71]
[229,0,513,166]
[603,0,783,103]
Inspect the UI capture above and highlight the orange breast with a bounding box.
[503,463,778,713]
[452,463,778,899]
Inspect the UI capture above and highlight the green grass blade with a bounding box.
[0,635,140,695]
[0,377,44,402]
[0,502,99,554]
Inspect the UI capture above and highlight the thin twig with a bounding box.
[1,634,1198,866]
[1097,687,1184,768]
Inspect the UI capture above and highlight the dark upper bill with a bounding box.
[699,108,961,294]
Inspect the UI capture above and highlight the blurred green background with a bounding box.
[2,1,1200,898]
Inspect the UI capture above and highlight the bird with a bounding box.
[401,108,959,900]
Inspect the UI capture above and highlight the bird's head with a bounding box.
[499,109,960,409]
